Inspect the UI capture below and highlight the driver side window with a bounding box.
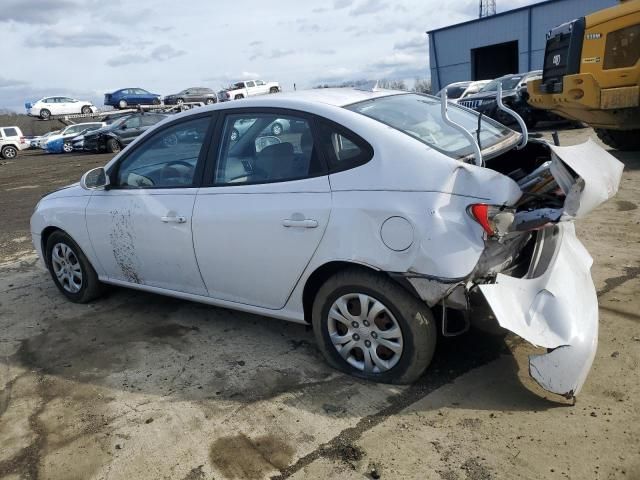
[115,116,210,189]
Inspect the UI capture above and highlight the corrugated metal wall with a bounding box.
[429,0,618,91]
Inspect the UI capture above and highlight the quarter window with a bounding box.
[114,117,210,188]
[2,128,18,137]
[315,121,373,172]
[214,113,324,185]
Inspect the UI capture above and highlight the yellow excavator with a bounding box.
[527,0,639,150]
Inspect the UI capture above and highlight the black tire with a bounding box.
[269,87,279,94]
[595,128,640,151]
[312,268,437,384]
[152,98,161,105]
[81,105,92,114]
[62,142,73,153]
[234,94,244,100]
[118,99,128,109]
[271,122,283,136]
[106,138,121,153]
[40,109,51,120]
[176,98,184,105]
[205,98,216,105]
[1,145,18,159]
[45,230,104,303]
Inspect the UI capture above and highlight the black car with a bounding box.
[163,87,217,106]
[82,113,167,153]
[457,71,554,128]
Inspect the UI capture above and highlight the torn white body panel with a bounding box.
[549,138,624,219]
[478,223,598,397]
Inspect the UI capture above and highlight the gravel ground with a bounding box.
[0,127,638,480]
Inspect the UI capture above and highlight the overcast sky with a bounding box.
[1,0,538,111]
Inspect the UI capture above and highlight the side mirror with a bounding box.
[120,124,127,130]
[81,167,110,190]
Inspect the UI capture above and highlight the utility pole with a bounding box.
[479,0,496,18]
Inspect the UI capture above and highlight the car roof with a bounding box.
[446,81,473,87]
[242,87,406,107]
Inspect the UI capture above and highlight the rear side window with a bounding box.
[2,128,18,137]
[141,114,164,126]
[315,121,373,173]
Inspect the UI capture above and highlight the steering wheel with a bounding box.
[161,160,194,183]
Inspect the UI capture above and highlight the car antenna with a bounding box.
[440,89,483,166]
[496,83,528,150]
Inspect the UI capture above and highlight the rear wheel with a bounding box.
[81,105,92,114]
[312,268,437,384]
[271,122,283,136]
[269,87,279,93]
[118,99,128,109]
[106,138,121,153]
[1,145,18,159]
[45,230,104,303]
[40,109,51,120]
[595,128,640,151]
[234,94,244,100]
[230,128,239,141]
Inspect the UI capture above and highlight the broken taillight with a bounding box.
[468,203,515,237]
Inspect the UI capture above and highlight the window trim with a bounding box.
[202,107,330,188]
[313,117,374,174]
[106,112,217,191]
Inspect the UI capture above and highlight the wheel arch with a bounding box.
[301,260,422,323]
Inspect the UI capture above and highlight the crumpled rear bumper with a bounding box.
[478,223,598,398]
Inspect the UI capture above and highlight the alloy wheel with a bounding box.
[51,242,83,293]
[327,293,404,373]
[2,146,17,159]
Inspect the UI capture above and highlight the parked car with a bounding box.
[44,122,106,153]
[457,71,552,127]
[25,96,97,120]
[30,130,60,149]
[218,80,280,101]
[229,117,292,141]
[437,80,491,102]
[31,88,623,399]
[104,88,162,109]
[164,87,217,105]
[82,113,168,153]
[0,126,28,159]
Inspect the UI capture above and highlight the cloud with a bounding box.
[25,29,121,48]
[0,77,29,89]
[249,40,263,47]
[106,44,185,67]
[0,0,77,25]
[394,36,426,52]
[150,44,185,61]
[350,0,388,16]
[334,0,354,9]
[312,7,328,13]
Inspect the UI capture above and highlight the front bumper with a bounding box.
[478,223,598,398]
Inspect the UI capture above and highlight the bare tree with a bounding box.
[412,77,432,94]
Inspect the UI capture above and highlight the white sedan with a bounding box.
[30,88,623,397]
[26,96,97,120]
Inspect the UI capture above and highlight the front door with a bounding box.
[86,115,213,295]
[192,110,331,309]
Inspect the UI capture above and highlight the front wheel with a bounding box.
[106,138,121,153]
[234,94,244,100]
[312,268,437,384]
[62,142,73,153]
[271,122,283,136]
[152,98,161,105]
[205,98,215,105]
[45,231,104,303]
[595,128,640,151]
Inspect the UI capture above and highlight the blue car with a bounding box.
[104,88,162,109]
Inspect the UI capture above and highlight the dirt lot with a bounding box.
[1,128,639,480]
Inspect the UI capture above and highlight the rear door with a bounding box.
[118,115,143,145]
[192,109,331,309]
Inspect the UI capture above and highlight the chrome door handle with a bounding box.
[282,219,318,228]
[161,215,187,223]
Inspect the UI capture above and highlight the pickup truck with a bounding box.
[218,80,280,101]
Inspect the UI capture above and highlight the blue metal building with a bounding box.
[428,0,618,92]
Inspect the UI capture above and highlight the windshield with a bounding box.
[345,93,515,160]
[443,85,468,99]
[480,76,523,92]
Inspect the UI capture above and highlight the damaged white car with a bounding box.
[30,87,623,398]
